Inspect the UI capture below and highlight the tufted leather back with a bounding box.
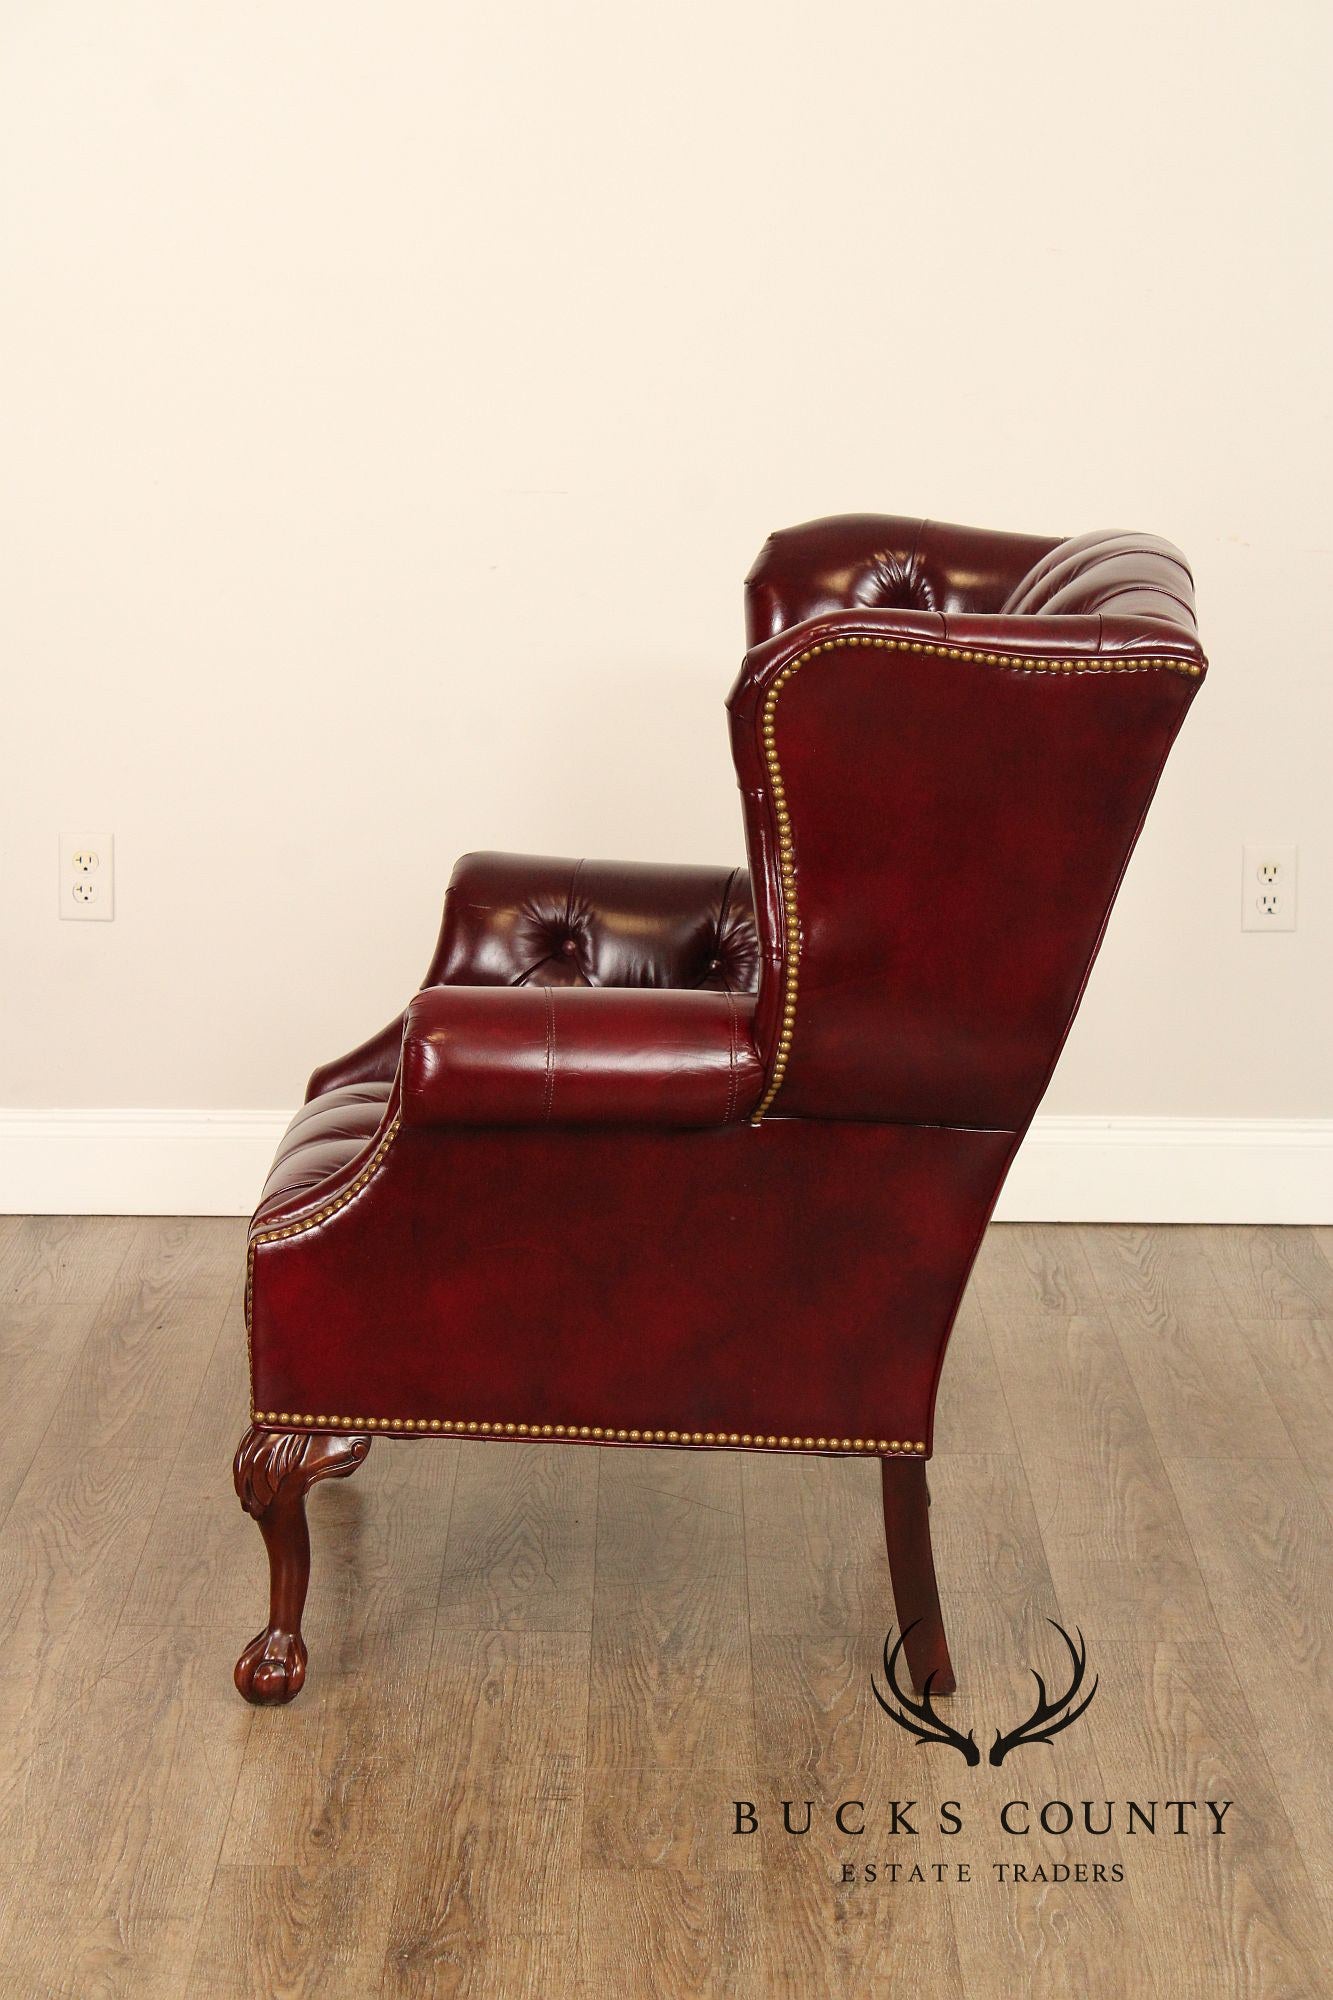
[745,514,1062,645]
[429,851,759,995]
[731,515,1205,1130]
[1000,528,1198,629]
[746,514,1200,648]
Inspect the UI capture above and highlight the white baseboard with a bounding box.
[0,1108,1329,1224]
[0,1109,289,1220]
[994,1115,1332,1224]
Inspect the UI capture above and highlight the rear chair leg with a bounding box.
[232,1425,371,1705]
[880,1457,956,1695]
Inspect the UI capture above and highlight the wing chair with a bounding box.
[234,515,1206,1704]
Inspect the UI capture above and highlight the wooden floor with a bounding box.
[0,1218,1330,1998]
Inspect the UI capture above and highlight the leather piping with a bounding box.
[749,632,1203,1125]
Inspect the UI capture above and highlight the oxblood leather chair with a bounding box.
[234,516,1206,1705]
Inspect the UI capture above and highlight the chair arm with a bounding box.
[400,986,763,1128]
[303,851,760,1103]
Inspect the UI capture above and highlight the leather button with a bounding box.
[561,936,579,956]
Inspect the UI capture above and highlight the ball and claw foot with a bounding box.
[234,1627,308,1705]
[232,1424,371,1707]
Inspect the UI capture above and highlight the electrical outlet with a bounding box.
[59,831,115,921]
[1241,843,1296,932]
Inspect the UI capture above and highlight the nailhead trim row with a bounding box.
[249,1412,928,1454]
[749,632,1203,1124]
[245,1110,405,1406]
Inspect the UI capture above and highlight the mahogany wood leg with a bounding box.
[880,1457,956,1696]
[232,1425,371,1705]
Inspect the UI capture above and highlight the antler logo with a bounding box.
[872,1620,1098,1766]
[988,1621,1097,1765]
[871,1627,980,1764]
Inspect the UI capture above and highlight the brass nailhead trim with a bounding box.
[247,1112,403,1305]
[244,1089,934,1458]
[249,1411,928,1456]
[750,633,1202,1124]
[245,1112,405,1409]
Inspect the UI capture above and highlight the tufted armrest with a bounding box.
[400,985,763,1128]
[305,851,760,1102]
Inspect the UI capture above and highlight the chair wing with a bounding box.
[731,517,1206,1130]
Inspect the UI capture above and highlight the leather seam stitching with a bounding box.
[542,987,556,1123]
[723,988,740,1124]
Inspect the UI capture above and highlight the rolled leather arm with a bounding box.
[304,851,760,1104]
[400,985,764,1128]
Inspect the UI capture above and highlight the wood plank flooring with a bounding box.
[0,1216,1329,1997]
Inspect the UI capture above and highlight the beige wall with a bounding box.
[3,1,1329,1120]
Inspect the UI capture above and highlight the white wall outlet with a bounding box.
[59,831,115,921]
[1241,843,1297,932]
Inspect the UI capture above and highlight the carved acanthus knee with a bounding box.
[234,1424,372,1516]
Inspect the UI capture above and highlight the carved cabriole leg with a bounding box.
[880,1457,956,1696]
[233,1425,371,1705]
